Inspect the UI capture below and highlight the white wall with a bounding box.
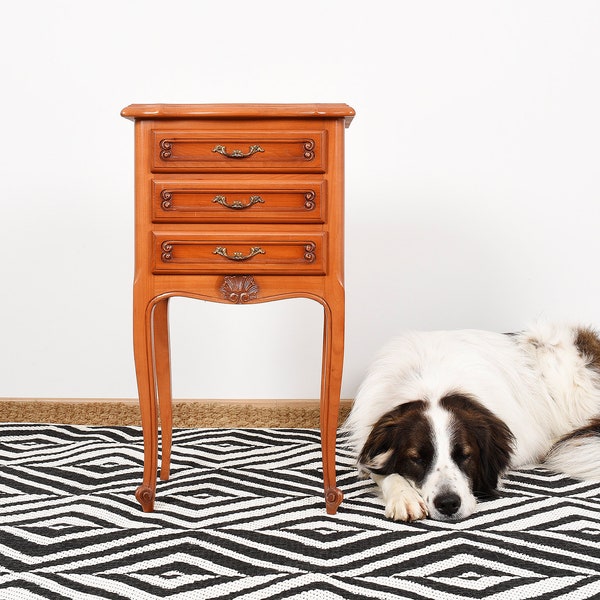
[2,1,600,400]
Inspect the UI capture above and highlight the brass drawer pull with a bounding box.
[213,246,266,261]
[212,195,265,210]
[212,144,264,159]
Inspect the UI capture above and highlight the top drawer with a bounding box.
[152,129,327,173]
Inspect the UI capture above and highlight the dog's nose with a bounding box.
[434,493,461,517]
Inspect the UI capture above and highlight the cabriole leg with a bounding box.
[133,293,159,512]
[320,297,345,514]
[153,297,173,481]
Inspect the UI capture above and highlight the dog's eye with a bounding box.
[454,450,471,464]
[410,456,425,466]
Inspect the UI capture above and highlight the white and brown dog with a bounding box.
[344,322,600,522]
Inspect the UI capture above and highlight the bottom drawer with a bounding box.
[152,232,326,275]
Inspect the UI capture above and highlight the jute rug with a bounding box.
[0,400,352,429]
[1,423,599,599]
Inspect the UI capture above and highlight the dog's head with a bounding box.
[358,394,514,521]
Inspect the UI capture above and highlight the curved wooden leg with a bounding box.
[153,298,173,481]
[133,291,159,512]
[320,296,345,514]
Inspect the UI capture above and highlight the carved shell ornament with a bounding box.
[220,275,259,304]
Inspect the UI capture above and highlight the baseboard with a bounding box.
[0,398,354,428]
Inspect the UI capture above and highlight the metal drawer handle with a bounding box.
[212,195,265,210]
[212,144,264,159]
[213,246,266,261]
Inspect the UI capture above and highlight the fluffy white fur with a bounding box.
[344,321,600,521]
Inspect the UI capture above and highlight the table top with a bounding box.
[121,103,355,127]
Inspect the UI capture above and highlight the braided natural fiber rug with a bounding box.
[1,424,599,599]
[0,399,352,429]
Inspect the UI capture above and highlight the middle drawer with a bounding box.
[152,180,326,224]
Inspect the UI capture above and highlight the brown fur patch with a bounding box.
[575,327,600,371]
[358,400,434,483]
[555,417,600,444]
[440,393,515,498]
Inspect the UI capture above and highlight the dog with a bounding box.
[343,321,600,522]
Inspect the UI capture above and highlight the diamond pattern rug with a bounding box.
[1,424,599,599]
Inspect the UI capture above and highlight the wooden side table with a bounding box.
[121,103,355,514]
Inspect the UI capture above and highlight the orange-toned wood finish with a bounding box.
[121,103,355,514]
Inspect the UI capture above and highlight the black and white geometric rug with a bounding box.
[1,424,599,599]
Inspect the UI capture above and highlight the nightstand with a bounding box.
[121,103,355,514]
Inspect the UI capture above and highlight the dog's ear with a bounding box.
[358,420,397,475]
[358,401,426,476]
[471,413,514,499]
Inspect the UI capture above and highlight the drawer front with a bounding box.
[153,233,326,275]
[152,130,327,173]
[152,180,326,224]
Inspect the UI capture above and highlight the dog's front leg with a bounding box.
[371,473,428,521]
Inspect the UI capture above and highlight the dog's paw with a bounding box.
[380,474,428,522]
[385,494,428,522]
